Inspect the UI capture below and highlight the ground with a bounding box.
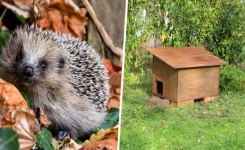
[120,71,245,150]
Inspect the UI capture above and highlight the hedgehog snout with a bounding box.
[23,66,34,77]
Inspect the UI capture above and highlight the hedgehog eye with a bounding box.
[58,57,65,69]
[41,60,47,70]
[15,53,22,62]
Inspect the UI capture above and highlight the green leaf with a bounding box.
[94,108,119,132]
[36,128,54,150]
[0,128,19,150]
[12,11,27,25]
[74,139,83,144]
[20,91,31,108]
[0,30,11,50]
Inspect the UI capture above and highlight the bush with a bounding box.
[126,0,245,92]
[220,65,245,93]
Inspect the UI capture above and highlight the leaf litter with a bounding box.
[0,0,121,149]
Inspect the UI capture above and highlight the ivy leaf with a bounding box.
[36,128,54,150]
[20,91,31,108]
[93,108,119,132]
[0,128,19,150]
[0,29,11,50]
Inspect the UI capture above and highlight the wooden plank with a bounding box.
[201,96,218,102]
[173,100,194,107]
[152,56,178,101]
[177,66,220,102]
[173,96,218,107]
[146,47,227,69]
[87,0,126,62]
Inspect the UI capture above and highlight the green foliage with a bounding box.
[20,91,31,107]
[36,128,54,150]
[12,11,27,25]
[126,0,245,91]
[120,71,245,149]
[220,65,245,93]
[94,108,119,132]
[0,128,19,150]
[0,9,26,50]
[0,29,11,49]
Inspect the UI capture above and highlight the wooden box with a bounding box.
[146,47,227,106]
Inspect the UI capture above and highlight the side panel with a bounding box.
[177,66,220,102]
[152,56,178,101]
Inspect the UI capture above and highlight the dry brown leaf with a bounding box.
[107,73,121,110]
[115,88,120,94]
[0,78,28,126]
[14,0,48,10]
[81,139,117,150]
[2,1,30,18]
[33,118,41,134]
[11,107,36,149]
[107,93,120,110]
[39,107,51,127]
[62,138,82,150]
[109,73,121,87]
[34,0,87,39]
[103,59,122,75]
[52,138,59,150]
[0,78,36,149]
[82,127,118,147]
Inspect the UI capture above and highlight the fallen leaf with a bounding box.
[36,127,54,150]
[104,59,122,75]
[62,138,82,150]
[51,137,60,150]
[34,0,87,39]
[107,73,121,110]
[82,127,118,147]
[0,78,36,149]
[107,93,120,110]
[109,73,121,87]
[2,1,30,19]
[115,88,120,94]
[0,128,19,150]
[0,78,28,126]
[33,118,41,134]
[81,139,117,150]
[38,107,51,127]
[107,99,120,110]
[93,108,119,133]
[14,0,48,11]
[11,107,36,149]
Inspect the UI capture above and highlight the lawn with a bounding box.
[119,71,245,150]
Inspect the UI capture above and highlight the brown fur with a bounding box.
[0,25,109,138]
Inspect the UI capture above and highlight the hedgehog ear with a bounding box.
[57,57,65,69]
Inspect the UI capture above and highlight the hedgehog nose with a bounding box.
[23,66,34,77]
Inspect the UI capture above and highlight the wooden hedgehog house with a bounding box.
[146,47,227,106]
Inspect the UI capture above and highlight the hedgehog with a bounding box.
[0,25,110,138]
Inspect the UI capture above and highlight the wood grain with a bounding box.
[147,47,227,69]
[152,56,178,101]
[177,66,220,102]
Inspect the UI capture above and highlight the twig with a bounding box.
[0,8,7,21]
[65,0,80,11]
[81,0,123,58]
[2,1,30,19]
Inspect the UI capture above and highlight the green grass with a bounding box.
[120,71,245,150]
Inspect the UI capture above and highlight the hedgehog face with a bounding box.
[0,28,67,90]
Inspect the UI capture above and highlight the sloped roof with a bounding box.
[147,47,227,69]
